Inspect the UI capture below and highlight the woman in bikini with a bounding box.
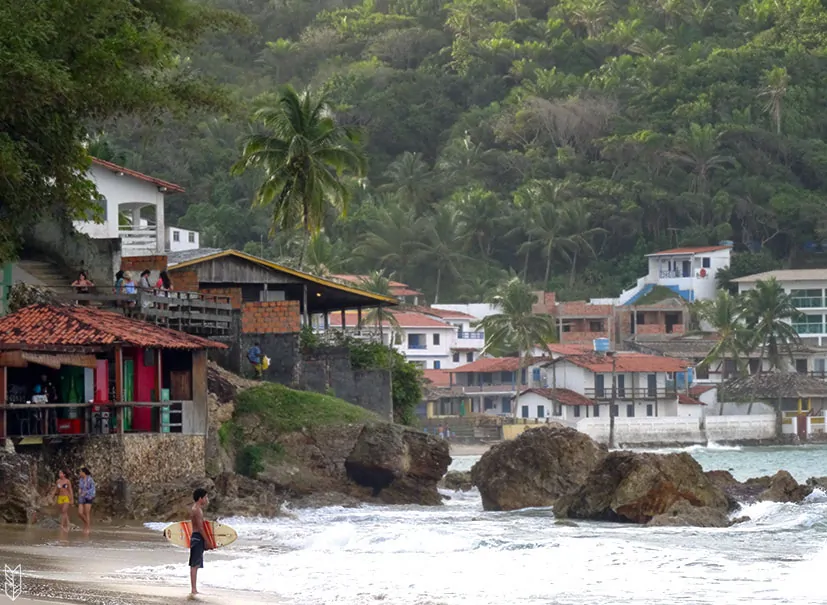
[54,470,73,532]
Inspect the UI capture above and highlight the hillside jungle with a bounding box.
[78,0,827,301]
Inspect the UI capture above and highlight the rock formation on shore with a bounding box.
[471,426,606,511]
[440,470,473,492]
[0,452,40,523]
[707,469,814,504]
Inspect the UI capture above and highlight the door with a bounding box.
[797,414,808,440]
[647,374,657,398]
[594,374,605,398]
[123,359,134,431]
[682,260,691,277]
[617,375,626,398]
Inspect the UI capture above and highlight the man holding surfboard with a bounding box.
[189,488,216,597]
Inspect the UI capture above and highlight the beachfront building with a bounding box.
[73,158,184,257]
[733,269,827,349]
[166,226,200,252]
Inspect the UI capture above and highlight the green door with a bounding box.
[124,359,134,431]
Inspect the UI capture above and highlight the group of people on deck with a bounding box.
[71,269,174,300]
[52,467,96,534]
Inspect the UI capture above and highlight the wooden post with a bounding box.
[357,307,363,327]
[156,349,163,433]
[324,312,329,330]
[115,345,124,433]
[340,309,346,332]
[0,366,6,442]
[302,284,309,327]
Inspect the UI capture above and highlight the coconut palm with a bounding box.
[231,85,367,269]
[741,278,803,371]
[353,198,418,273]
[382,151,433,215]
[357,270,402,346]
[473,278,557,417]
[695,291,750,381]
[758,66,789,135]
[412,206,470,303]
[666,123,735,195]
[557,200,607,287]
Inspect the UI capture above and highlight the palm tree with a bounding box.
[695,291,750,384]
[473,278,557,417]
[453,187,507,259]
[382,151,433,215]
[303,232,344,277]
[513,180,572,285]
[357,270,402,348]
[231,85,367,269]
[666,123,735,195]
[741,278,803,371]
[758,66,789,135]
[353,199,418,274]
[412,206,470,303]
[557,200,607,287]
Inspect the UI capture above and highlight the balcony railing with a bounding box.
[791,296,825,308]
[659,271,689,279]
[457,331,485,339]
[793,322,825,335]
[583,387,679,401]
[441,380,547,395]
[119,226,158,255]
[408,343,427,350]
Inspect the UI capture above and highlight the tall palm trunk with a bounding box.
[568,248,579,287]
[434,266,442,304]
[522,237,532,279]
[297,229,309,270]
[544,241,553,286]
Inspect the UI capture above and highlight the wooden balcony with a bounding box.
[54,287,232,335]
[583,387,679,401]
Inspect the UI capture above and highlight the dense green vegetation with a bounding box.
[224,382,377,476]
[61,0,827,300]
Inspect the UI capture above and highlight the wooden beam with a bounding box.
[114,345,124,433]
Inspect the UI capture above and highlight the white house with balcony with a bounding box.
[72,158,185,256]
[167,226,200,252]
[446,356,551,415]
[734,269,827,348]
[614,243,733,305]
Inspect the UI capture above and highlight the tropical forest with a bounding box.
[9,0,827,303]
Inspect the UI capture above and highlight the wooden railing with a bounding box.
[1,401,188,439]
[583,387,679,401]
[53,287,232,334]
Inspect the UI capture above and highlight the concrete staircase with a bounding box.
[14,259,76,290]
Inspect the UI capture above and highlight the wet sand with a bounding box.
[449,442,492,457]
[0,523,276,604]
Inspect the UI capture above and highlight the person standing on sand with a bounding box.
[53,470,73,532]
[77,467,96,533]
[189,488,216,597]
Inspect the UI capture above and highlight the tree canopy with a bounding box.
[46,0,827,301]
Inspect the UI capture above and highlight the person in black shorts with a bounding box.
[189,487,214,597]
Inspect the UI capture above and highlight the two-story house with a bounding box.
[446,356,550,415]
[514,352,700,422]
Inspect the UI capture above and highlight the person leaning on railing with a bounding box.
[71,271,95,305]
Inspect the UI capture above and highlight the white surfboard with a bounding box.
[163,520,238,549]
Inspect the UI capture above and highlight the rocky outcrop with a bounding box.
[806,476,827,491]
[440,471,473,492]
[647,500,733,528]
[212,472,284,517]
[0,453,39,523]
[555,451,729,524]
[758,470,813,503]
[471,426,606,511]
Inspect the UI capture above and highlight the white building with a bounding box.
[510,352,704,421]
[166,226,200,252]
[446,357,552,415]
[73,158,186,256]
[734,269,827,348]
[616,244,733,304]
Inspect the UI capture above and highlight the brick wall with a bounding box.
[556,301,613,317]
[241,300,301,334]
[201,287,243,309]
[121,255,167,272]
[169,269,199,293]
[532,291,556,314]
[637,324,667,335]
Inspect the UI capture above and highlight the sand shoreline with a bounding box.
[449,442,492,457]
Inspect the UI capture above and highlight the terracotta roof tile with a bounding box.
[91,157,184,193]
[555,352,690,373]
[422,369,451,387]
[329,310,453,329]
[0,305,225,350]
[689,384,716,396]
[647,245,730,256]
[450,356,548,373]
[678,394,706,405]
[519,388,593,406]
[406,305,477,320]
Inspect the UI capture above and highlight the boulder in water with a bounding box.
[647,500,732,528]
[555,451,729,524]
[758,470,812,503]
[440,470,473,492]
[470,426,606,511]
[0,453,39,524]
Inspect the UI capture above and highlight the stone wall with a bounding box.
[28,214,121,286]
[40,434,206,517]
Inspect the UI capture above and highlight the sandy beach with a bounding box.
[0,523,275,605]
[449,442,492,457]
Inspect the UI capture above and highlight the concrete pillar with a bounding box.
[131,207,142,230]
[155,196,166,253]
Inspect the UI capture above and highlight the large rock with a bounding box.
[0,453,39,523]
[345,423,451,505]
[125,477,215,522]
[759,470,812,503]
[647,500,732,528]
[440,470,473,492]
[470,426,606,511]
[212,472,284,517]
[555,451,729,524]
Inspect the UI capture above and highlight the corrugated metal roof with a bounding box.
[732,269,827,283]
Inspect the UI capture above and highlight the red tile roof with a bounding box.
[423,369,451,387]
[407,305,477,320]
[0,305,225,350]
[91,158,185,193]
[546,344,593,355]
[519,388,593,406]
[557,352,691,373]
[450,356,548,373]
[678,394,706,405]
[328,310,452,329]
[647,245,730,256]
[330,274,424,297]
[689,384,716,396]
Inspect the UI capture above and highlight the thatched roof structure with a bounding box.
[720,372,827,402]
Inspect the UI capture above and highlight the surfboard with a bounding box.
[163,520,238,549]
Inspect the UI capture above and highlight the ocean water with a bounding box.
[129,445,827,605]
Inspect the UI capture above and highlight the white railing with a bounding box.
[119,226,158,255]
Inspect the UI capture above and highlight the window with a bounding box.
[537,405,545,419]
[501,398,511,414]
[593,405,600,417]
[646,404,654,417]
[610,404,619,417]
[695,364,709,380]
[453,352,460,363]
[626,404,635,417]
[701,257,711,268]
[589,320,603,332]
[466,352,474,362]
[795,359,808,374]
[594,374,605,398]
[408,334,426,349]
[791,289,823,308]
[573,406,581,418]
[532,368,541,382]
[188,231,195,243]
[501,371,513,383]
[521,405,529,418]
[647,374,657,398]
[521,369,527,385]
[793,314,824,335]
[748,359,760,375]
[172,230,180,242]
[562,323,572,333]
[482,372,493,384]
[433,333,440,346]
[484,398,495,410]
[433,360,441,369]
